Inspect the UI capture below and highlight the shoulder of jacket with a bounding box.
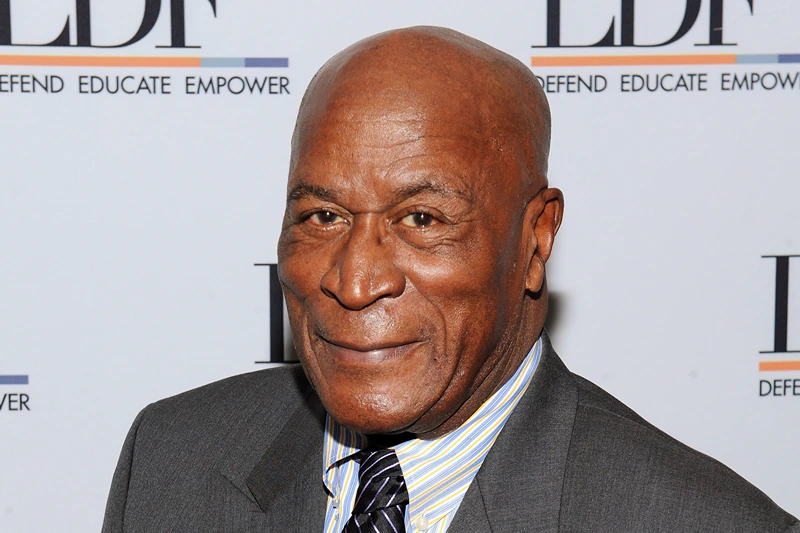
[133,364,312,453]
[560,372,797,532]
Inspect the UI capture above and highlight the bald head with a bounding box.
[279,27,563,438]
[291,26,551,196]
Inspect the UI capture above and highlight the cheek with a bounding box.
[278,235,326,298]
[399,244,507,336]
[277,242,328,388]
[397,244,514,379]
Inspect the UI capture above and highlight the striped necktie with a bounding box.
[343,448,409,533]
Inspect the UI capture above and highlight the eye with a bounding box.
[400,212,437,228]
[307,210,344,226]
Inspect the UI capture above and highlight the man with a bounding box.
[102,27,798,532]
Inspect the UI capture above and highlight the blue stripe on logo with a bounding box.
[245,57,289,68]
[0,375,29,385]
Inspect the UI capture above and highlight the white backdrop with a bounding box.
[1,1,798,531]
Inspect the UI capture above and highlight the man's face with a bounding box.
[277,87,534,437]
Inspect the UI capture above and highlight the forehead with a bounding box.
[289,90,512,206]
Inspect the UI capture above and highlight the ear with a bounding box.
[523,188,564,294]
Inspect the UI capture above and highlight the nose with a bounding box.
[320,215,406,310]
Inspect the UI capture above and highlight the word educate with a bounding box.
[621,73,707,92]
[0,393,30,411]
[760,379,800,397]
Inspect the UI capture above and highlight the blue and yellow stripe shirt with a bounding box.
[322,336,542,533]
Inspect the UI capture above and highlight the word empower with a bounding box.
[0,393,30,411]
[721,72,800,91]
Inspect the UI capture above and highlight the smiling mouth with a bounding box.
[318,335,423,364]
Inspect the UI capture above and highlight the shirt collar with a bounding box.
[322,414,367,494]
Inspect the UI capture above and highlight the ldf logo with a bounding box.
[534,0,754,48]
[759,254,799,396]
[0,0,217,48]
[761,255,799,356]
[255,263,290,364]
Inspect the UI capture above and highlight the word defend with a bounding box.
[535,74,606,93]
[760,379,800,397]
[0,74,63,92]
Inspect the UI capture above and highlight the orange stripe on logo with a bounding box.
[0,55,201,67]
[759,361,800,372]
[530,54,737,67]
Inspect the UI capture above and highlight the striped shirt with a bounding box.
[322,336,542,533]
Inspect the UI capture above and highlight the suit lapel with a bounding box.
[450,332,578,533]
[447,478,493,533]
[207,366,328,532]
[245,391,328,532]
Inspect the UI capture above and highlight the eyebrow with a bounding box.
[389,180,471,204]
[287,184,340,203]
[286,178,472,205]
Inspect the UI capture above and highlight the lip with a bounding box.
[318,336,423,364]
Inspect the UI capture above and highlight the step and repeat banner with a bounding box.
[1,1,798,531]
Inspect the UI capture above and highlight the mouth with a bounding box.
[317,335,424,365]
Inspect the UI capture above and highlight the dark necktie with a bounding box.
[343,448,409,533]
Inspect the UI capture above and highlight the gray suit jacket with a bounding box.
[102,336,799,532]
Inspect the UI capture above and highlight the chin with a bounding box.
[328,394,428,435]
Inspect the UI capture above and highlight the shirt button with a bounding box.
[414,516,430,530]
